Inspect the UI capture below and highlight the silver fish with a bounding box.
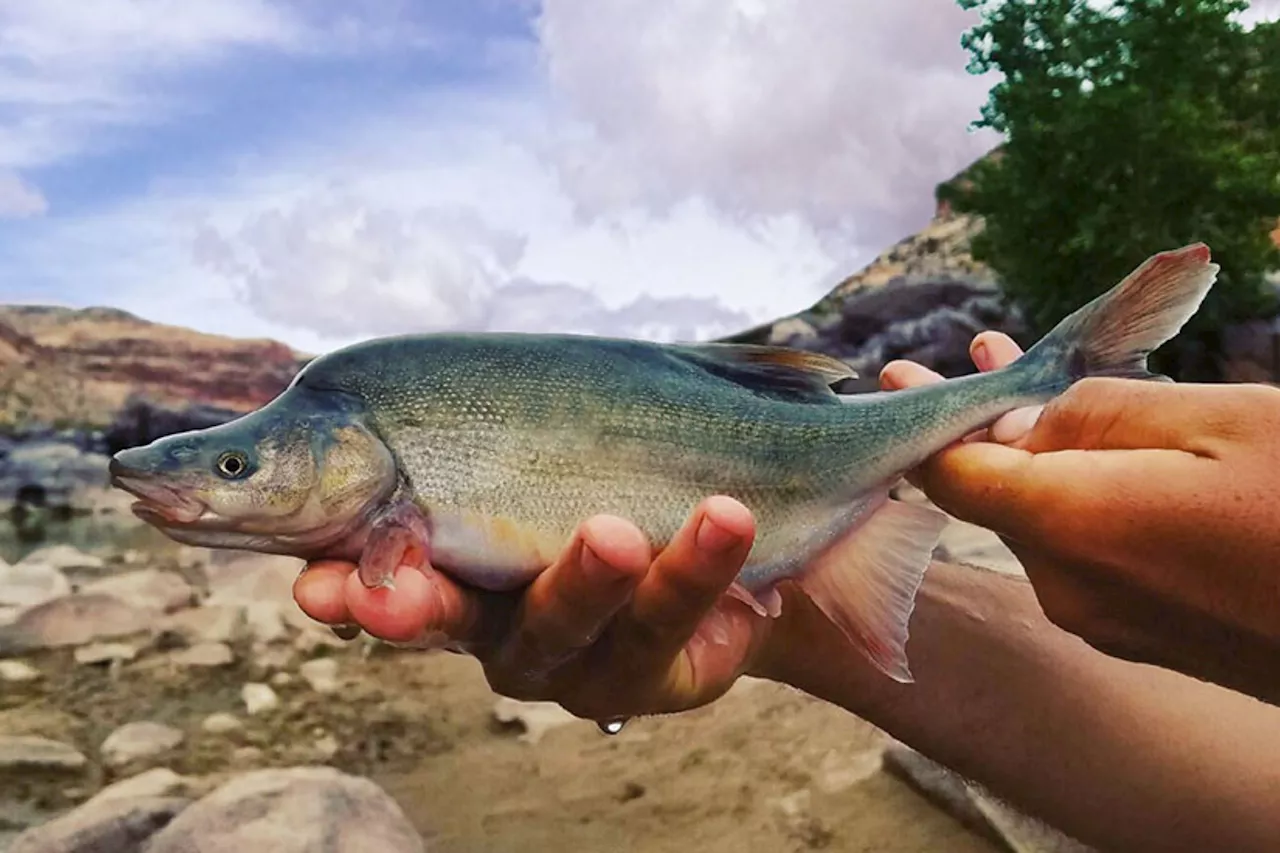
[109,244,1218,681]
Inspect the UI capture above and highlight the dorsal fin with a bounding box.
[671,343,857,400]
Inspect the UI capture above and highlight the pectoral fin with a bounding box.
[358,501,432,589]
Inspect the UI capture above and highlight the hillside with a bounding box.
[0,306,307,431]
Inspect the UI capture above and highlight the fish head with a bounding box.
[109,387,398,556]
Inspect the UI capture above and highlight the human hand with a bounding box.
[293,496,779,721]
[881,332,1280,703]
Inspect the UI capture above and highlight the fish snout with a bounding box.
[108,446,207,524]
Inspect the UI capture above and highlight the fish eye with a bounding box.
[215,451,251,480]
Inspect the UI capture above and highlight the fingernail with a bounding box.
[972,341,991,371]
[697,516,738,552]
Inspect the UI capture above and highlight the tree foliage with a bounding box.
[942,0,1280,377]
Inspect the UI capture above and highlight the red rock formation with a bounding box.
[0,306,307,429]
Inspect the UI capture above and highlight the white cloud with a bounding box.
[0,0,310,170]
[535,0,1002,249]
[184,156,775,343]
[1240,0,1280,24]
[0,170,47,217]
[2,0,1024,349]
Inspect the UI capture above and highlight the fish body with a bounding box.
[109,244,1219,681]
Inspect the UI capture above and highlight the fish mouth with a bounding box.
[109,463,207,526]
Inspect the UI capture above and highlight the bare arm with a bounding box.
[755,561,1280,853]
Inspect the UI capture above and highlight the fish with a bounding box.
[108,243,1218,682]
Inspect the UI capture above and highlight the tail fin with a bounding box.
[1018,243,1219,392]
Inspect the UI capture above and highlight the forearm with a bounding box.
[757,561,1280,853]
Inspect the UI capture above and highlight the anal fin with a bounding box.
[797,498,948,683]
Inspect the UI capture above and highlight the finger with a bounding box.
[969,331,1023,372]
[675,597,771,705]
[880,331,1024,391]
[915,440,1075,541]
[344,562,492,646]
[293,560,356,626]
[881,337,1035,447]
[612,496,756,665]
[494,515,650,675]
[1019,378,1279,456]
[916,437,1203,558]
[880,360,942,391]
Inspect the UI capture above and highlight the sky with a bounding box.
[0,0,1276,353]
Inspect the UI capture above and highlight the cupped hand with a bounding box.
[881,331,1280,703]
[293,496,779,720]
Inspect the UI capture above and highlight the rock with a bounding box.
[6,795,189,853]
[204,554,302,608]
[142,767,425,853]
[241,683,280,716]
[243,602,287,645]
[0,735,88,774]
[0,561,70,609]
[775,789,811,819]
[881,743,1093,853]
[814,748,883,794]
[14,544,104,574]
[284,607,349,653]
[75,642,140,665]
[169,642,235,668]
[718,212,1024,396]
[82,569,193,614]
[0,658,40,682]
[200,713,243,735]
[0,440,112,513]
[491,697,577,745]
[298,658,340,695]
[311,734,340,761]
[104,397,247,455]
[89,767,191,803]
[153,604,243,647]
[230,747,264,768]
[270,672,294,687]
[767,317,819,346]
[100,722,185,769]
[0,593,151,653]
[968,789,1098,853]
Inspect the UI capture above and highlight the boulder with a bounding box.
[6,796,189,853]
[142,767,425,853]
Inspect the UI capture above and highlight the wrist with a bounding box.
[745,579,898,719]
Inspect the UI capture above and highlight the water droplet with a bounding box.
[597,718,628,736]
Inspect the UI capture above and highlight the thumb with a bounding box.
[915,439,1064,542]
[1017,377,1252,455]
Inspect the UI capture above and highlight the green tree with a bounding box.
[941,0,1280,379]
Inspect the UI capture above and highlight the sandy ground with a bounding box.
[2,631,1001,853]
[1,498,1026,852]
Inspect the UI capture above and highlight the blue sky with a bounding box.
[1,0,1275,353]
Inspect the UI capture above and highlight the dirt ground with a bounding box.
[2,634,1001,853]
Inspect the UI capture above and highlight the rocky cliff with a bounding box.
[0,306,307,431]
[721,211,1024,392]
